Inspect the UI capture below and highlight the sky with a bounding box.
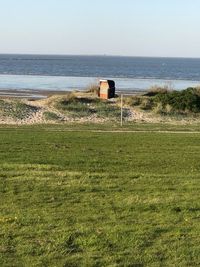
[1,0,200,57]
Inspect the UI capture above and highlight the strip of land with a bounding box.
[1,87,200,125]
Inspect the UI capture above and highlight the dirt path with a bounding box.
[28,128,200,134]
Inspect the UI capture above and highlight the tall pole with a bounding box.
[121,94,123,127]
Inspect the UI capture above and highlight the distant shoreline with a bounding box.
[1,53,200,60]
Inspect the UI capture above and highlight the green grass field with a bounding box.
[1,124,200,266]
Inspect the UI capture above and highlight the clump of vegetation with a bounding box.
[121,94,156,111]
[126,87,200,115]
[55,95,95,117]
[55,94,127,119]
[0,100,38,120]
[43,111,61,121]
[95,102,124,118]
[122,96,142,107]
[140,97,154,110]
[124,87,200,115]
[85,83,99,94]
[145,85,171,97]
[154,88,200,114]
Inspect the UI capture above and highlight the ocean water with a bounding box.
[0,54,200,94]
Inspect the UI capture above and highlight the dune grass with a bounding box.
[43,111,61,121]
[0,100,38,120]
[1,125,200,266]
[54,94,125,119]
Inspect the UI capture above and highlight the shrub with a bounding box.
[154,88,200,113]
[153,102,164,114]
[140,98,153,110]
[193,87,200,96]
[122,96,142,107]
[165,104,173,114]
[145,84,172,97]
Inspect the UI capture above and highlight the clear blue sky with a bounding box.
[1,0,200,57]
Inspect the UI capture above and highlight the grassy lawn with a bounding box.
[1,124,200,266]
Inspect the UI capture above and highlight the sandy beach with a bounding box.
[0,89,72,99]
[0,88,146,100]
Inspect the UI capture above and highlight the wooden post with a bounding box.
[121,94,123,127]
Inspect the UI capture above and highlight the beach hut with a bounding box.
[99,80,115,99]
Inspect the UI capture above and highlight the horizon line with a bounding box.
[0,53,200,59]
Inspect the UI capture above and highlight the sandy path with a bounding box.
[2,127,198,134]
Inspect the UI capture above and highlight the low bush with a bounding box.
[145,85,171,97]
[140,98,154,110]
[154,88,200,113]
[122,96,142,107]
[153,102,164,114]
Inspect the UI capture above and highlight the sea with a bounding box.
[1,54,200,97]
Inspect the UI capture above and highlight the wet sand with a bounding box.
[0,88,146,99]
[0,89,71,99]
